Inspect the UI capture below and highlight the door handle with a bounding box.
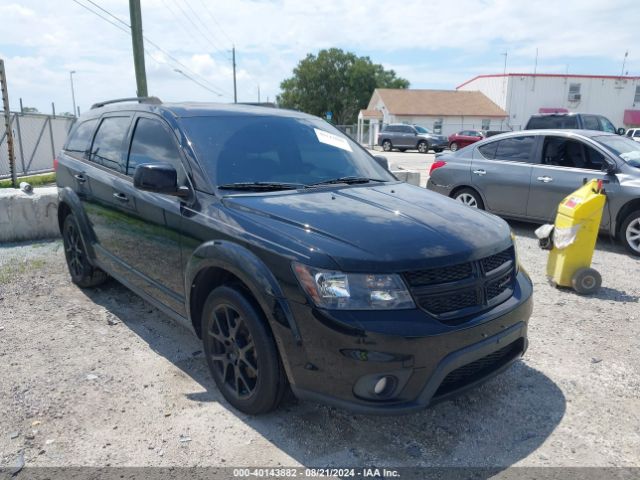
[473,169,487,176]
[537,176,553,183]
[112,192,129,202]
[74,174,86,183]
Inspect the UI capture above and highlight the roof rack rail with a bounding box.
[90,96,162,110]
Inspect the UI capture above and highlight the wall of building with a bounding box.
[460,75,640,129]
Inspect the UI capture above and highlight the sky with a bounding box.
[0,0,638,115]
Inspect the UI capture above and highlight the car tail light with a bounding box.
[429,160,446,175]
[53,156,59,171]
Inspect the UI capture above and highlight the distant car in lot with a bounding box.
[524,113,625,135]
[448,130,484,152]
[377,124,448,153]
[427,129,640,255]
[626,128,640,142]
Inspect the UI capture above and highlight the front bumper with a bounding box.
[286,271,533,414]
[427,138,449,149]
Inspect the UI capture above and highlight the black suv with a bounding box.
[56,98,533,415]
[525,112,624,134]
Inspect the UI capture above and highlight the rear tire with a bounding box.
[450,142,459,152]
[382,140,392,152]
[62,214,107,288]
[453,188,484,209]
[571,268,601,295]
[417,141,429,154]
[620,210,640,256]
[202,286,287,414]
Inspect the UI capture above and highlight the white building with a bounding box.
[363,89,507,139]
[457,73,640,130]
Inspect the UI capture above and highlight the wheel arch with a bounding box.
[615,198,640,238]
[57,187,98,261]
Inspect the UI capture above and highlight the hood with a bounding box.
[221,183,512,272]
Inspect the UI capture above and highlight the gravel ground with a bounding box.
[0,223,639,471]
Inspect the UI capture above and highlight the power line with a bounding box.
[73,0,231,97]
[183,0,231,59]
[172,0,229,62]
[195,0,234,45]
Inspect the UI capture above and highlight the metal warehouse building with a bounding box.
[457,73,640,130]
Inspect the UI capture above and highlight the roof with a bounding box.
[457,73,640,89]
[369,89,507,117]
[358,109,383,119]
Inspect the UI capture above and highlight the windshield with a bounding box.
[414,125,431,134]
[594,135,640,167]
[180,115,395,188]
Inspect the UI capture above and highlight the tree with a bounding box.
[277,49,409,125]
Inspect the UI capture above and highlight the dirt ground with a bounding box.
[0,222,639,471]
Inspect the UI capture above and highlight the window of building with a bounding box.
[127,118,184,182]
[635,85,640,104]
[89,116,131,172]
[65,119,98,156]
[568,83,581,101]
[481,119,491,131]
[433,118,443,134]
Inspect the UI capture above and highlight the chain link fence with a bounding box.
[0,112,75,179]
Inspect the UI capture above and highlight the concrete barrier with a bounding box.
[391,170,421,186]
[0,186,60,242]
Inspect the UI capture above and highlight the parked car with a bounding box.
[427,129,640,255]
[448,130,485,151]
[56,97,532,415]
[626,128,640,142]
[525,113,625,135]
[377,124,448,153]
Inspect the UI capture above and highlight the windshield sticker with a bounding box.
[314,128,352,152]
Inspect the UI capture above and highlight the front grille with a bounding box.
[404,247,515,324]
[434,338,524,398]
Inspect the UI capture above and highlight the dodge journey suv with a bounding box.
[56,98,533,414]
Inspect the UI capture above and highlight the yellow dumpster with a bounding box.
[545,179,606,295]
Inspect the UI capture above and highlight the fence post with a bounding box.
[0,58,17,188]
[47,116,55,163]
[14,113,26,175]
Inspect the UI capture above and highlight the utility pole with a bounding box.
[621,51,629,77]
[0,59,17,188]
[69,70,77,117]
[129,0,148,97]
[232,46,237,103]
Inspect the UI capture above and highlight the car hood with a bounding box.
[221,182,512,272]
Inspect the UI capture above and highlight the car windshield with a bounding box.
[414,126,431,134]
[594,135,640,167]
[180,115,395,188]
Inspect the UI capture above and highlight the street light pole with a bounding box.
[69,70,77,117]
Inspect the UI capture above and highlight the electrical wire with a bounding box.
[195,0,234,46]
[72,0,232,98]
[172,0,230,62]
[182,0,231,60]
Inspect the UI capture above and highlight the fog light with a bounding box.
[374,377,388,395]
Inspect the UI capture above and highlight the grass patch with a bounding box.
[0,258,49,284]
[0,172,56,189]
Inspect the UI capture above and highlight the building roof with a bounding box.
[369,89,507,117]
[457,73,640,90]
[358,109,383,119]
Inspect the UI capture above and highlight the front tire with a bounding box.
[202,286,287,414]
[453,188,484,209]
[62,214,107,288]
[382,140,392,152]
[620,211,640,256]
[417,141,429,154]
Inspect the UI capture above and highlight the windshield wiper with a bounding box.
[307,176,386,187]
[218,182,305,191]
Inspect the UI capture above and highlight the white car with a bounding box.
[626,128,640,142]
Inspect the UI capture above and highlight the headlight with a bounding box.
[510,231,521,273]
[292,262,415,310]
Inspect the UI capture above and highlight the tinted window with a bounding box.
[635,131,640,138]
[180,115,395,186]
[597,116,616,134]
[401,125,414,133]
[494,136,536,162]
[582,115,600,130]
[627,130,634,137]
[127,118,184,182]
[528,116,578,129]
[542,137,604,170]
[477,141,498,159]
[65,119,98,155]
[90,116,131,172]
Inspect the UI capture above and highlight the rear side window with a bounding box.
[477,141,498,159]
[65,119,98,155]
[127,117,184,182]
[494,136,536,162]
[582,115,600,130]
[90,116,131,172]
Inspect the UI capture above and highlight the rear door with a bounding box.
[398,125,415,147]
[471,135,538,217]
[527,134,618,225]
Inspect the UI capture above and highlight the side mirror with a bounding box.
[373,155,389,170]
[617,127,626,135]
[601,162,617,174]
[133,163,187,197]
